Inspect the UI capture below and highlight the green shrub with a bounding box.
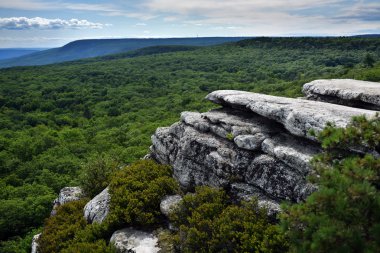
[281,116,380,253]
[61,240,116,253]
[171,186,288,253]
[79,155,120,198]
[0,228,40,253]
[38,200,116,253]
[38,200,89,253]
[108,159,179,228]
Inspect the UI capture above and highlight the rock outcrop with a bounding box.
[150,79,379,207]
[110,228,160,253]
[206,90,377,140]
[303,79,380,110]
[83,187,110,224]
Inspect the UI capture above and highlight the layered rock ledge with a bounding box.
[150,79,379,206]
[303,79,380,110]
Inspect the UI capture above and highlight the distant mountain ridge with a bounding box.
[0,48,47,60]
[0,37,250,68]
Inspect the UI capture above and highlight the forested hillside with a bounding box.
[0,37,380,252]
[0,37,248,68]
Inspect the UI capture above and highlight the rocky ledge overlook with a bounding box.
[33,79,379,253]
[150,79,379,211]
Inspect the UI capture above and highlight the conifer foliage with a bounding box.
[281,115,380,253]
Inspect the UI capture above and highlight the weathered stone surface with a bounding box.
[110,228,160,253]
[245,155,315,202]
[206,90,377,140]
[84,187,110,224]
[151,117,313,201]
[303,79,380,110]
[31,233,41,253]
[262,133,321,175]
[51,187,83,215]
[229,183,281,216]
[258,200,282,216]
[152,84,376,206]
[58,187,83,204]
[160,195,182,217]
[234,133,267,151]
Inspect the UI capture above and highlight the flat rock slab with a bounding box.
[206,90,377,140]
[303,79,380,110]
[110,228,160,253]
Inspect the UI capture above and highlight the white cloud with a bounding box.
[0,0,52,10]
[0,17,106,30]
[0,0,125,16]
[140,0,380,35]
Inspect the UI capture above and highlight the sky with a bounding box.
[0,0,379,48]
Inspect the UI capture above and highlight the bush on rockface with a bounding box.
[79,154,120,198]
[108,159,179,228]
[170,186,288,253]
[37,160,178,253]
[38,200,116,253]
[281,116,380,253]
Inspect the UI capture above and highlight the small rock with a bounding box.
[258,200,282,216]
[51,187,83,215]
[84,187,110,224]
[58,187,83,205]
[31,233,41,253]
[234,133,267,151]
[160,195,182,217]
[110,228,160,253]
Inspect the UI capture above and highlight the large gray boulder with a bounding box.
[110,228,160,253]
[303,79,380,110]
[206,90,377,140]
[84,187,110,224]
[51,187,83,215]
[31,233,41,253]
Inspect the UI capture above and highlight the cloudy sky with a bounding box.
[0,0,379,47]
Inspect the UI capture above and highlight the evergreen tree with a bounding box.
[281,115,380,253]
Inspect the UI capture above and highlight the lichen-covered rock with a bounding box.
[303,79,380,110]
[261,133,321,175]
[83,187,110,224]
[245,155,315,202]
[160,195,182,217]
[51,187,83,215]
[110,228,160,253]
[234,133,267,151]
[206,90,377,140]
[151,109,315,202]
[31,233,41,253]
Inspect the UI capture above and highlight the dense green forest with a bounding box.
[0,37,380,252]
